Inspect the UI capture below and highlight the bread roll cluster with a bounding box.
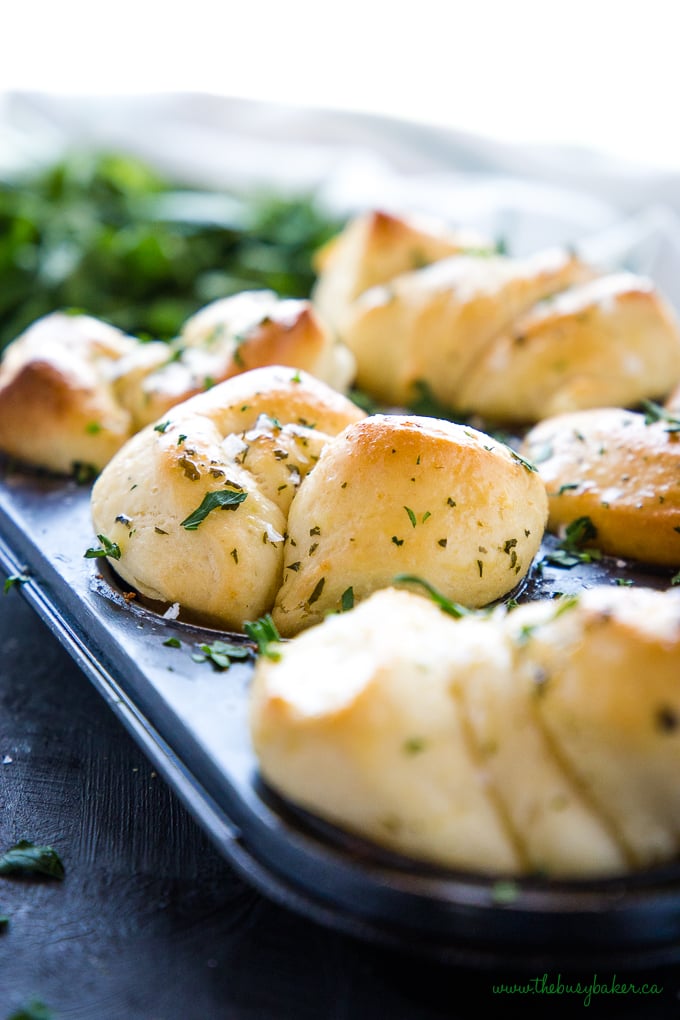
[90,368,547,632]
[90,366,365,630]
[0,292,355,475]
[272,413,548,635]
[313,211,680,421]
[520,407,680,567]
[251,583,680,878]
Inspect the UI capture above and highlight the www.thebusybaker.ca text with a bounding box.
[492,973,663,1007]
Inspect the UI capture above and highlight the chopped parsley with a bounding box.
[191,639,252,669]
[341,586,354,611]
[403,737,427,755]
[180,489,248,530]
[3,572,29,594]
[404,506,417,528]
[84,534,122,560]
[641,399,680,432]
[244,614,282,660]
[307,577,325,605]
[393,574,472,618]
[153,420,171,434]
[163,637,181,648]
[0,839,64,880]
[542,516,601,569]
[509,449,538,472]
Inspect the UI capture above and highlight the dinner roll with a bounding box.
[520,407,680,566]
[118,290,357,428]
[251,583,680,876]
[0,311,143,474]
[340,246,591,408]
[311,208,495,336]
[456,273,680,423]
[90,366,366,629]
[272,414,548,636]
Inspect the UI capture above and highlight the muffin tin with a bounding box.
[1,455,680,972]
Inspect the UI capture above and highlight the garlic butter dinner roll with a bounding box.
[311,209,495,336]
[272,414,548,636]
[339,246,591,408]
[90,366,366,629]
[116,290,356,429]
[520,407,680,566]
[251,584,680,876]
[456,273,680,423]
[0,311,150,474]
[0,293,356,477]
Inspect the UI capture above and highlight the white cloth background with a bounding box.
[3,89,680,312]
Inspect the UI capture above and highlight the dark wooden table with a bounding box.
[2,590,680,1019]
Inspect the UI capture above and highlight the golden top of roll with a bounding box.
[456,273,680,423]
[251,583,680,877]
[339,246,591,408]
[90,365,366,630]
[312,208,680,421]
[272,414,548,636]
[520,406,680,566]
[116,290,357,428]
[0,293,356,476]
[311,208,495,337]
[0,312,141,474]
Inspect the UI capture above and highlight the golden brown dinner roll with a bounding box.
[117,290,357,428]
[520,407,680,566]
[311,208,495,336]
[0,294,357,477]
[272,414,548,636]
[251,583,680,876]
[456,273,680,423]
[339,246,591,408]
[0,311,143,474]
[90,366,366,629]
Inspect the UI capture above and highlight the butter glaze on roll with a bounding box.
[311,208,494,337]
[0,293,356,476]
[520,407,680,566]
[117,290,357,429]
[456,273,680,423]
[272,414,548,635]
[339,246,591,408]
[0,312,144,474]
[251,584,680,877]
[90,366,365,629]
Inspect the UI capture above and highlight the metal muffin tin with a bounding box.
[2,455,680,973]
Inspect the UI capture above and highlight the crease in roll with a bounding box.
[251,584,680,877]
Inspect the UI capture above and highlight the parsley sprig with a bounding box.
[641,400,680,433]
[393,574,473,618]
[542,516,601,569]
[244,614,282,660]
[191,639,252,670]
[84,534,122,560]
[0,839,65,880]
[180,489,247,530]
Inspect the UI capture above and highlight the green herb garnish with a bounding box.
[3,572,29,594]
[180,489,247,530]
[6,999,55,1020]
[191,640,252,670]
[0,840,64,880]
[244,614,282,660]
[641,399,680,432]
[84,534,122,560]
[393,574,472,618]
[542,516,601,569]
